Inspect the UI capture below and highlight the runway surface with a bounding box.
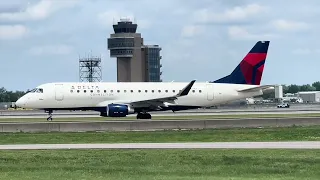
[0,142,319,150]
[1,105,320,119]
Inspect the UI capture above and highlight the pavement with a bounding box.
[1,105,320,119]
[0,141,319,150]
[0,117,319,133]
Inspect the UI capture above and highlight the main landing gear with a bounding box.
[46,110,53,121]
[136,112,152,119]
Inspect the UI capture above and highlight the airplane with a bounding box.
[15,41,273,121]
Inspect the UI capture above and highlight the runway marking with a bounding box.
[0,142,319,150]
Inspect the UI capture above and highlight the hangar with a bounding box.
[297,91,320,103]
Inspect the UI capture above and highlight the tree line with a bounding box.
[1,82,320,102]
[0,87,26,103]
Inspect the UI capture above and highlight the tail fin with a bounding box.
[213,41,270,85]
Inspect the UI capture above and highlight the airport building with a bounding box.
[107,18,162,82]
[297,91,320,103]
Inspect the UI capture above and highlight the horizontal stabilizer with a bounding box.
[237,85,274,93]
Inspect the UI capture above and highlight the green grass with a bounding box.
[0,149,319,180]
[1,113,320,122]
[1,126,319,144]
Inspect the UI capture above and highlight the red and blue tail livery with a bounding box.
[213,41,270,85]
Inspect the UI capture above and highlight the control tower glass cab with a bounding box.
[112,19,137,33]
[107,19,139,58]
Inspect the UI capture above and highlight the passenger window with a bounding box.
[97,90,100,93]
[165,90,168,93]
[199,90,202,93]
[131,90,134,93]
[145,90,148,93]
[192,90,195,93]
[152,90,154,93]
[124,90,127,93]
[70,90,73,93]
[84,90,86,93]
[111,90,113,93]
[90,90,93,93]
[158,90,161,93]
[117,90,120,93]
[104,90,106,93]
[77,90,80,93]
[173,90,176,93]
[138,90,141,93]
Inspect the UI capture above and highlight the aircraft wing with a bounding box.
[96,80,196,108]
[237,85,274,93]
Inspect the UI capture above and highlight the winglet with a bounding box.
[177,80,196,96]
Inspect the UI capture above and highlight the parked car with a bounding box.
[277,103,290,108]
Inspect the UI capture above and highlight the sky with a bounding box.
[1,0,320,91]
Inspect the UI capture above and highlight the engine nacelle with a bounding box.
[100,104,134,117]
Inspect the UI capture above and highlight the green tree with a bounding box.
[0,87,8,102]
[262,91,275,99]
[0,87,26,102]
[287,84,300,93]
[312,81,320,91]
[300,84,316,91]
[282,84,289,94]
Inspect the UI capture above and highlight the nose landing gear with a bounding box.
[45,110,53,121]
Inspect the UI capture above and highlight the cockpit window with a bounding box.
[29,88,43,93]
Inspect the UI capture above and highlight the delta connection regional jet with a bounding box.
[16,41,273,120]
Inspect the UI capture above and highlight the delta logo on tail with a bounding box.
[212,41,270,85]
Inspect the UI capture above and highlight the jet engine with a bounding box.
[100,104,135,117]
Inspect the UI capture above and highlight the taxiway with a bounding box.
[1,104,320,119]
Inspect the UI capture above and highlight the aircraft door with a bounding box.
[206,84,214,101]
[55,84,64,101]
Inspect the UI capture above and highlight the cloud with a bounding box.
[227,26,276,40]
[292,48,320,55]
[2,0,320,90]
[193,3,267,24]
[0,0,80,22]
[98,10,132,26]
[28,44,74,56]
[181,25,205,38]
[0,4,22,13]
[97,10,151,29]
[271,19,310,31]
[0,25,28,40]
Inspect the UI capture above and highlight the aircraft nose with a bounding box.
[16,97,26,108]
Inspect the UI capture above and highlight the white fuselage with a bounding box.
[17,82,263,110]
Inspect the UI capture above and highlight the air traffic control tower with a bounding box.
[107,18,162,82]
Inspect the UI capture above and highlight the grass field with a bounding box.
[1,112,320,122]
[0,126,319,144]
[0,149,319,180]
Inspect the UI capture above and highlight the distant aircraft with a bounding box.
[16,41,273,120]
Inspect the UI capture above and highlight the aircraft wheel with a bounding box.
[136,113,151,119]
[146,113,151,119]
[136,113,141,119]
